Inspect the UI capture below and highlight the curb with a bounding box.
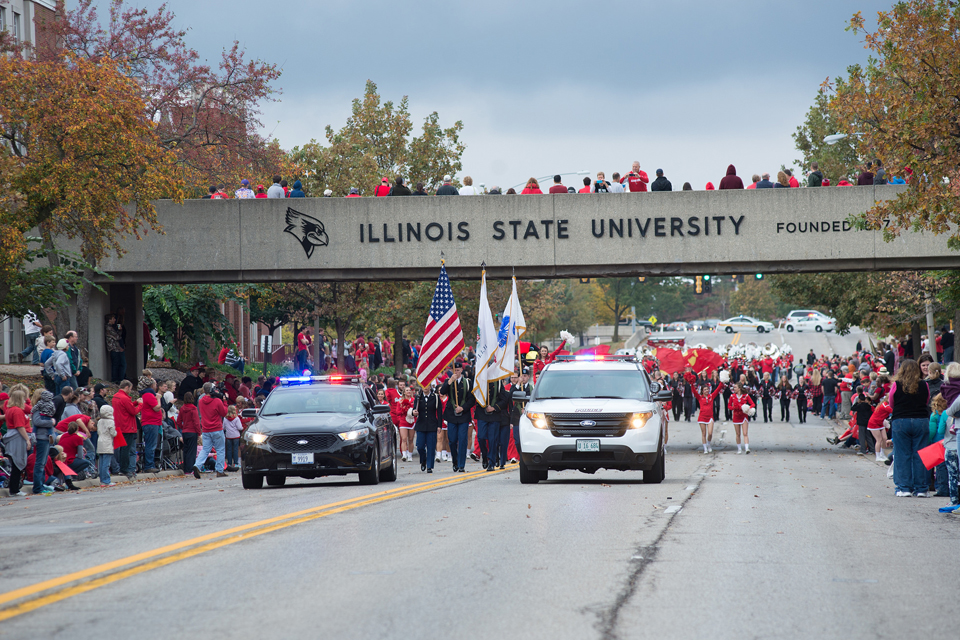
[2,469,184,496]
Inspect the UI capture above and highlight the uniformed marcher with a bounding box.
[413,383,443,473]
[439,360,475,472]
[510,369,534,457]
[478,378,511,471]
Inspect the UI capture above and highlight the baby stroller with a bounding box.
[159,420,183,471]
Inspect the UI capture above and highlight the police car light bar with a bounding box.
[554,355,638,362]
[278,375,362,386]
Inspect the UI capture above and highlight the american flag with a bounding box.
[416,265,466,387]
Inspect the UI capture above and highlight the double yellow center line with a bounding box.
[0,467,505,622]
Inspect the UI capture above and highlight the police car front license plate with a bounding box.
[576,439,600,453]
[291,453,314,464]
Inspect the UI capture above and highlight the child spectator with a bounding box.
[223,405,243,472]
[97,405,117,486]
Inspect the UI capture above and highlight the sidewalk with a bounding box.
[2,468,184,496]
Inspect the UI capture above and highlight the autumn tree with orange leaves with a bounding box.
[827,0,960,247]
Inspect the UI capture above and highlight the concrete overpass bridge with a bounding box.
[37,184,960,378]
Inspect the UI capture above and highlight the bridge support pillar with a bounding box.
[102,283,144,382]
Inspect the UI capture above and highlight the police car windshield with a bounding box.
[534,370,650,401]
[261,387,365,416]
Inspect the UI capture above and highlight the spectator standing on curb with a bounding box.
[177,391,201,474]
[889,359,931,497]
[30,389,56,494]
[458,176,479,195]
[96,405,117,486]
[223,405,243,472]
[66,331,82,389]
[2,389,32,496]
[139,377,162,473]
[18,311,42,364]
[374,177,391,196]
[112,380,142,480]
[194,383,228,478]
[267,175,285,198]
[808,162,824,187]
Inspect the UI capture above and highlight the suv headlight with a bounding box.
[339,427,370,441]
[525,411,549,429]
[629,412,654,429]
[245,431,268,444]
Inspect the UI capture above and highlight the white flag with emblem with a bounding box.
[472,269,498,407]
[494,276,526,380]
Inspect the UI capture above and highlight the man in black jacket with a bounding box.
[413,385,443,472]
[478,378,511,471]
[510,369,533,459]
[439,361,475,472]
[650,169,672,192]
[820,371,839,419]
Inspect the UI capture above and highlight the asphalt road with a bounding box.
[1,412,955,640]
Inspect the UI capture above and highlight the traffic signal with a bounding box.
[638,277,646,282]
[703,275,713,294]
[579,278,590,284]
[695,275,703,294]
[755,273,763,280]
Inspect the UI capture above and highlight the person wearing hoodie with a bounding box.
[650,169,672,192]
[112,380,142,479]
[289,180,306,198]
[194,382,228,478]
[808,162,824,187]
[177,391,201,474]
[31,389,57,494]
[45,339,72,394]
[96,405,117,486]
[940,362,960,506]
[718,165,744,190]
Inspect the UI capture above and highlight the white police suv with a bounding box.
[516,355,672,484]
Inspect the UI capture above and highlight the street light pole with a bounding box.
[511,170,590,191]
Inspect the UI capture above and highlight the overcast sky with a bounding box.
[132,0,890,190]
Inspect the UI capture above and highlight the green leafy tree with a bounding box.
[792,89,860,184]
[289,80,464,196]
[143,284,250,362]
[729,279,781,321]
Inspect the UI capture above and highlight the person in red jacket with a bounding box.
[719,164,745,190]
[532,338,570,378]
[58,421,93,478]
[177,391,201,474]
[374,177,391,197]
[620,161,649,192]
[728,383,756,454]
[139,377,163,473]
[112,380,142,479]
[692,381,724,453]
[194,383,228,477]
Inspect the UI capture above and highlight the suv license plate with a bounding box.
[291,453,314,464]
[576,439,600,453]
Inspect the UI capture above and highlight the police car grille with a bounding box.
[546,413,628,437]
[270,434,339,453]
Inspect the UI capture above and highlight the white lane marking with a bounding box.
[685,485,696,491]
[664,505,682,514]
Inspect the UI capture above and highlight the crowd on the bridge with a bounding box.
[3,315,957,506]
[199,158,904,199]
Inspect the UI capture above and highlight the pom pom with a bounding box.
[559,330,574,346]
[719,370,731,384]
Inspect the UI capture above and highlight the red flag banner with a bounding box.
[685,349,724,375]
[656,348,687,375]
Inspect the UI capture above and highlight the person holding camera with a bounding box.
[193,382,228,478]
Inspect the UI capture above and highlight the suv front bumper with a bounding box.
[521,444,659,471]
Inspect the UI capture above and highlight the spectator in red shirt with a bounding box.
[1,389,32,495]
[254,185,267,198]
[578,177,591,193]
[620,161,649,192]
[548,175,567,194]
[177,391,201,473]
[139,377,163,473]
[786,169,800,188]
[59,421,93,478]
[374,177,391,197]
[194,383,228,477]
[520,178,543,194]
[112,380,142,479]
[296,327,312,373]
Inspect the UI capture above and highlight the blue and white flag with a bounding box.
[494,276,526,380]
[472,269,499,406]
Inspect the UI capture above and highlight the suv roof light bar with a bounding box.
[278,375,362,386]
[553,355,638,362]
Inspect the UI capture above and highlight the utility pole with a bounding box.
[925,292,937,360]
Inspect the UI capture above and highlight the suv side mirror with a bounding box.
[372,404,390,415]
[511,391,528,403]
[241,408,258,419]
[655,389,673,402]
[649,382,661,394]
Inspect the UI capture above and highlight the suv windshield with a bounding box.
[534,369,650,401]
[261,387,366,416]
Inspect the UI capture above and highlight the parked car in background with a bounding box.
[704,319,721,330]
[665,322,689,332]
[689,320,706,331]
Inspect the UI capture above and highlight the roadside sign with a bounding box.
[260,334,273,354]
[648,316,657,325]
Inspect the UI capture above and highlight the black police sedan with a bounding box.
[240,376,399,489]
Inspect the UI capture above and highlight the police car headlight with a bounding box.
[245,432,268,444]
[629,412,654,429]
[525,411,549,429]
[339,427,369,441]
